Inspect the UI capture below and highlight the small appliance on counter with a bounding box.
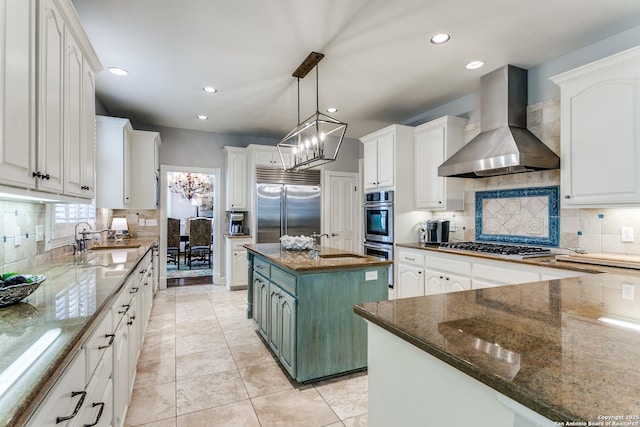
[421,219,450,245]
[227,211,247,235]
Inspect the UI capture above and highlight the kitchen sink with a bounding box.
[319,253,367,259]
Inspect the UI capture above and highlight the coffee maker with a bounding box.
[422,219,450,244]
[227,211,246,235]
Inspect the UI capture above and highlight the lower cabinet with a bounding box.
[268,282,296,375]
[25,247,155,427]
[226,237,251,289]
[425,269,471,295]
[397,263,424,298]
[252,273,269,340]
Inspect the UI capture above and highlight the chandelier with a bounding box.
[277,52,347,171]
[168,172,213,201]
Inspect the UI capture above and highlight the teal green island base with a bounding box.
[245,243,391,382]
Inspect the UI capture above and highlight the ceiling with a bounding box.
[72,0,640,140]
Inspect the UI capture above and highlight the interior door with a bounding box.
[324,172,358,252]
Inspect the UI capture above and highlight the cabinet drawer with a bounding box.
[84,310,114,382]
[254,257,271,279]
[473,263,539,284]
[271,265,296,296]
[425,255,471,276]
[112,285,133,329]
[397,250,424,266]
[229,238,251,251]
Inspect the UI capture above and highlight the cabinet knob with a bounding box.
[43,174,50,180]
[564,195,571,199]
[438,201,442,204]
[32,171,42,178]
[439,276,444,279]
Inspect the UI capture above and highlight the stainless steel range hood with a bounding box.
[438,65,560,178]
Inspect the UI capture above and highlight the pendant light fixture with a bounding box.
[277,52,347,171]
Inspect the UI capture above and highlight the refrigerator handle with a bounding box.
[282,186,287,236]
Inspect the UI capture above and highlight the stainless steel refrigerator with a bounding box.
[255,167,321,243]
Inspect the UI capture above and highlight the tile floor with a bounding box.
[125,284,369,427]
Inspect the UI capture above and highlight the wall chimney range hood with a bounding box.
[437,65,560,178]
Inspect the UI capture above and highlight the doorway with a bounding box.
[159,165,222,289]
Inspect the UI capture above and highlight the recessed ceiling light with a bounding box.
[203,86,217,93]
[197,115,208,120]
[108,67,128,76]
[327,107,338,113]
[466,61,485,70]
[430,33,450,44]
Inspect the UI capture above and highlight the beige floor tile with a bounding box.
[176,400,260,427]
[143,326,176,345]
[175,310,217,323]
[238,360,294,398]
[175,331,228,356]
[125,382,176,426]
[222,327,263,347]
[135,357,176,388]
[148,311,176,324]
[126,417,176,427]
[176,347,237,380]
[217,314,256,332]
[251,388,340,427]
[151,301,176,315]
[229,342,276,368]
[343,414,368,427]
[176,370,248,416]
[175,320,222,336]
[314,372,368,420]
[139,336,176,362]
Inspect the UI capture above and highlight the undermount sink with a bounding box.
[319,253,367,259]
[89,244,141,250]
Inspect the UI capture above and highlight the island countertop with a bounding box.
[0,237,157,427]
[354,273,640,423]
[244,243,393,272]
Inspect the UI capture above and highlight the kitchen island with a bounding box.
[354,273,640,426]
[245,243,392,382]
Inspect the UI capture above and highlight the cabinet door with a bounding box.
[80,58,96,197]
[559,58,640,206]
[64,27,84,196]
[268,283,281,354]
[442,273,471,293]
[278,289,296,375]
[363,140,379,189]
[415,126,445,209]
[232,250,248,286]
[257,276,269,339]
[25,350,86,427]
[0,0,37,189]
[425,269,445,295]
[227,151,247,210]
[376,133,395,188]
[397,264,425,299]
[36,0,66,193]
[112,318,129,427]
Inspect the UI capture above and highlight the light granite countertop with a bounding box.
[354,272,640,423]
[0,237,157,427]
[245,243,393,272]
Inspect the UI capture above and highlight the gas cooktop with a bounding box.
[438,242,552,259]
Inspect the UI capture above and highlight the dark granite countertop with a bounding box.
[0,237,157,427]
[245,243,393,273]
[354,273,640,423]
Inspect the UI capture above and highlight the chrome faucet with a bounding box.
[73,222,111,254]
[309,233,330,259]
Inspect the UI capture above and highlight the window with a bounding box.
[47,200,96,249]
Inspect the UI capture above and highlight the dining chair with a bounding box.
[167,217,181,269]
[187,218,212,269]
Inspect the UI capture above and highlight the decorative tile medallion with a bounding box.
[475,186,560,246]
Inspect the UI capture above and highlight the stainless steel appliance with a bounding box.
[227,211,246,235]
[364,190,394,244]
[424,219,450,244]
[256,167,321,243]
[439,242,552,259]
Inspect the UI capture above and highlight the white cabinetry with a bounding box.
[361,125,414,190]
[95,116,132,208]
[225,237,251,290]
[396,249,425,299]
[129,130,161,209]
[414,116,467,210]
[0,0,36,189]
[551,46,640,207]
[224,147,248,210]
[0,0,100,198]
[251,145,293,169]
[424,253,471,295]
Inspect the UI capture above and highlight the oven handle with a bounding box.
[363,202,394,208]
[363,241,393,250]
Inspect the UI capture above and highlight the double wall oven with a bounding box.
[363,190,394,288]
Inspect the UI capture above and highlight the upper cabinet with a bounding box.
[129,130,161,209]
[414,116,467,210]
[360,125,414,191]
[96,116,161,209]
[251,145,294,169]
[0,0,37,189]
[0,0,101,199]
[224,146,248,211]
[551,46,640,207]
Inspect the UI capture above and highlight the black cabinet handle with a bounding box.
[564,195,571,199]
[84,402,105,427]
[98,333,116,350]
[44,173,50,180]
[32,171,42,178]
[119,304,130,314]
[56,391,86,423]
[130,287,139,294]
